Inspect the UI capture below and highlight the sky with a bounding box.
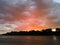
[54,0,60,3]
[0,0,60,34]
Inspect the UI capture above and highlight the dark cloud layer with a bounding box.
[0,0,60,33]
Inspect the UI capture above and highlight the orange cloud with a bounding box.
[0,0,60,32]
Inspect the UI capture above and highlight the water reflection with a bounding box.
[53,36,57,40]
[0,36,60,45]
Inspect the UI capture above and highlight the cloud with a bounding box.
[0,23,18,34]
[0,0,60,32]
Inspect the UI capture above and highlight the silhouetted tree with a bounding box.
[2,28,60,35]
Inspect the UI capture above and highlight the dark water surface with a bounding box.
[0,36,60,45]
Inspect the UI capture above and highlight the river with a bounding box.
[0,36,60,45]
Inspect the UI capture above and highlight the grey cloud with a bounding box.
[0,0,60,31]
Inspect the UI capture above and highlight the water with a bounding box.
[0,36,60,45]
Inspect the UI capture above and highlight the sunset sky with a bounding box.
[0,0,60,34]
